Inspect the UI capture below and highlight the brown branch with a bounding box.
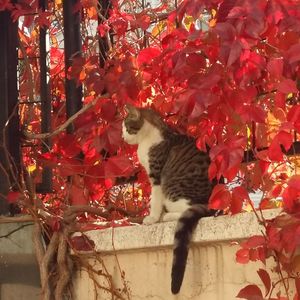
[40,232,59,300]
[63,205,111,224]
[33,222,45,265]
[126,216,144,224]
[55,231,71,300]
[0,215,34,224]
[25,94,109,140]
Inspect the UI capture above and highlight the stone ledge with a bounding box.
[83,209,281,253]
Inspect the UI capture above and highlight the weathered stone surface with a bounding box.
[73,209,291,300]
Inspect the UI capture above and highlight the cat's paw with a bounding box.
[143,215,159,225]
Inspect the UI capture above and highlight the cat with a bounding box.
[122,104,218,294]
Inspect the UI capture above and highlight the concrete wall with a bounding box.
[0,221,41,300]
[72,209,293,300]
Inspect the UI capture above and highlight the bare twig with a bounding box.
[63,205,111,225]
[25,94,109,140]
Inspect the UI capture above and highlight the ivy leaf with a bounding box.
[105,155,134,178]
[257,269,271,297]
[137,47,161,66]
[243,235,266,248]
[268,131,293,161]
[236,248,250,264]
[7,191,21,204]
[295,277,300,297]
[208,184,231,210]
[287,104,300,133]
[100,101,117,122]
[56,134,82,158]
[236,284,264,300]
[70,235,95,251]
[230,186,250,214]
[227,39,242,66]
[267,58,283,78]
[278,79,298,94]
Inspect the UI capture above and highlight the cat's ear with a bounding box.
[124,104,141,120]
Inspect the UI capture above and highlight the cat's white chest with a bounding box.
[135,120,164,175]
[137,142,152,174]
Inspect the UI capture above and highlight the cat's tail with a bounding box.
[171,204,216,294]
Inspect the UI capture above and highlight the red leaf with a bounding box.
[208,184,231,210]
[258,247,266,264]
[227,39,242,66]
[217,0,237,22]
[208,162,217,181]
[249,248,260,262]
[259,198,273,210]
[276,131,293,151]
[295,278,300,298]
[243,235,266,248]
[267,58,283,79]
[270,185,282,198]
[268,140,283,161]
[105,155,134,178]
[111,18,128,36]
[275,92,286,110]
[282,176,300,213]
[49,217,61,232]
[233,186,250,201]
[268,131,293,161]
[257,269,271,296]
[100,101,116,122]
[7,191,21,204]
[287,105,300,122]
[70,235,95,251]
[286,43,300,64]
[59,158,84,177]
[236,248,250,264]
[287,105,300,133]
[137,47,161,66]
[69,184,89,205]
[236,285,264,300]
[56,134,82,157]
[84,164,105,189]
[133,12,151,30]
[238,104,267,123]
[97,23,110,37]
[288,175,300,190]
[230,186,250,214]
[0,0,13,11]
[94,120,122,153]
[277,79,298,94]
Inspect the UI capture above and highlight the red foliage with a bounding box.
[236,284,263,300]
[7,0,300,297]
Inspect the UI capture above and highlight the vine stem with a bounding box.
[25,93,109,140]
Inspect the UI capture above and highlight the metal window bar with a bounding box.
[0,9,20,215]
[63,0,83,132]
[36,0,52,193]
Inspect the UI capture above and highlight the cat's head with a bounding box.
[122,104,167,145]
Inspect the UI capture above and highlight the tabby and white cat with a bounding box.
[122,104,217,294]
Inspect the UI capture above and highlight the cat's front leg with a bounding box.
[143,185,164,225]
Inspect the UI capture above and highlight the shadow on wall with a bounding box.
[0,255,40,286]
